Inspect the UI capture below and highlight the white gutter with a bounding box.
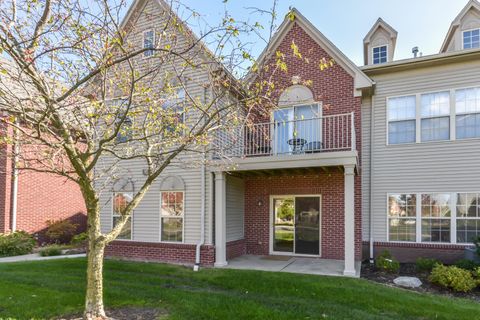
[369,95,375,263]
[11,122,19,232]
[193,151,206,271]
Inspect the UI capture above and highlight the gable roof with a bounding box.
[440,0,480,52]
[363,18,398,65]
[248,8,373,96]
[117,0,244,96]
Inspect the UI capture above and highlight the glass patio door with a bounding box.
[272,196,321,255]
[272,105,321,155]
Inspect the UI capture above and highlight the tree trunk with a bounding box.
[84,238,107,320]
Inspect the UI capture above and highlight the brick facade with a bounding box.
[0,122,87,238]
[106,241,215,266]
[244,169,362,260]
[363,241,467,264]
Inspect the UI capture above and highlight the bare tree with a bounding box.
[0,0,331,318]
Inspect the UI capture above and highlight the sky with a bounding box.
[173,0,468,66]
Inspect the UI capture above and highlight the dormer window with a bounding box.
[143,30,155,57]
[372,45,387,64]
[463,29,480,49]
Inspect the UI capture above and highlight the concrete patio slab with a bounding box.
[225,255,361,277]
[0,253,86,263]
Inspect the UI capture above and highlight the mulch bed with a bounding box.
[59,307,167,320]
[361,261,480,302]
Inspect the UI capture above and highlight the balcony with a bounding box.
[214,113,358,172]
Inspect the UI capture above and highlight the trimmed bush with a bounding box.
[429,264,476,293]
[71,232,88,247]
[0,231,36,257]
[39,245,63,257]
[45,219,78,244]
[416,257,440,273]
[375,250,400,273]
[454,259,479,271]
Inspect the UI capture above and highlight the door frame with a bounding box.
[269,194,322,257]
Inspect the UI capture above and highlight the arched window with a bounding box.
[160,176,185,242]
[273,85,322,154]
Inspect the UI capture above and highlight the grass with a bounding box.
[0,259,479,319]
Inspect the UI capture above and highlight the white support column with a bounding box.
[343,164,356,277]
[214,172,228,267]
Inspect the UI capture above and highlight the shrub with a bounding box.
[416,257,440,273]
[71,232,88,247]
[375,250,400,273]
[454,259,479,271]
[45,219,78,244]
[39,245,63,257]
[0,231,36,257]
[429,264,477,292]
[474,236,480,257]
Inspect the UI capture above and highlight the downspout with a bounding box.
[10,121,19,232]
[369,95,375,263]
[194,151,206,271]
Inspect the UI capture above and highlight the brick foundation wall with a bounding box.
[244,168,362,260]
[363,241,467,264]
[105,241,215,266]
[226,239,246,260]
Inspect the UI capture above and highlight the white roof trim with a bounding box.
[363,18,398,43]
[248,8,373,94]
[440,0,480,53]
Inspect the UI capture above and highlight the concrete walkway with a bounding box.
[0,253,86,263]
[226,255,361,277]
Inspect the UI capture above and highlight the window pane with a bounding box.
[144,30,154,56]
[464,29,480,49]
[456,88,480,114]
[421,194,451,217]
[161,191,184,217]
[421,92,450,117]
[373,46,387,64]
[421,117,450,141]
[388,96,416,121]
[113,216,132,240]
[421,219,451,242]
[389,194,416,217]
[389,218,416,242]
[456,113,480,139]
[457,219,480,243]
[161,218,183,242]
[388,120,416,144]
[113,193,133,215]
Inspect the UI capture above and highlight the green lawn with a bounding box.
[0,258,479,320]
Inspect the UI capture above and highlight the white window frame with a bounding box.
[386,192,480,245]
[386,85,480,145]
[462,28,480,50]
[143,29,155,57]
[372,45,388,65]
[419,91,451,142]
[111,192,134,241]
[386,95,417,145]
[387,194,417,242]
[455,192,480,244]
[455,87,480,140]
[159,190,185,243]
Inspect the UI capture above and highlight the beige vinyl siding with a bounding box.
[98,0,226,245]
[366,59,480,242]
[99,159,213,244]
[226,175,245,241]
[361,96,372,241]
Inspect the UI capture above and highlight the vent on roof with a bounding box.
[412,46,419,58]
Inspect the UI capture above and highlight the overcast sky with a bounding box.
[176,0,468,65]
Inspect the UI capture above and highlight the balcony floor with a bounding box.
[224,255,361,277]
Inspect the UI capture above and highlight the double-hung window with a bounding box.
[456,193,480,243]
[388,194,417,242]
[421,194,451,243]
[143,30,155,57]
[162,87,186,134]
[420,92,450,142]
[160,191,184,242]
[456,87,480,139]
[387,96,416,144]
[463,29,480,49]
[372,46,387,64]
[112,192,133,240]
